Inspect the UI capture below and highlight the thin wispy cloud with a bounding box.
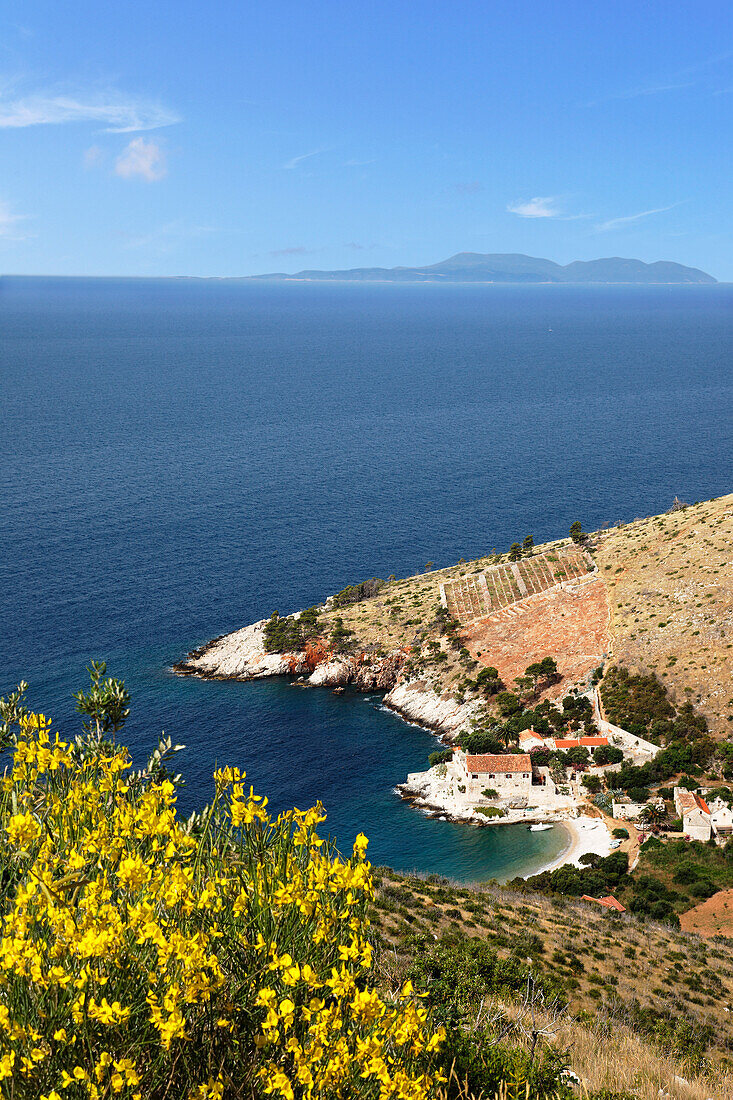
[585,50,733,107]
[507,196,561,218]
[0,89,179,132]
[596,202,684,232]
[0,198,27,240]
[283,149,327,170]
[585,81,693,107]
[114,138,167,182]
[83,145,104,168]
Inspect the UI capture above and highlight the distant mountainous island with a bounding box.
[253,252,716,284]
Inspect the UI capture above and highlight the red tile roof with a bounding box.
[581,894,626,913]
[553,737,608,749]
[677,789,712,817]
[676,789,698,813]
[465,754,532,774]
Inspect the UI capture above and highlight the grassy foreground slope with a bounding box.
[371,866,733,1095]
[595,492,733,737]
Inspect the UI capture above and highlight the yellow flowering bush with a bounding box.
[0,678,445,1099]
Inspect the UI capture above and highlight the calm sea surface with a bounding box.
[2,278,731,881]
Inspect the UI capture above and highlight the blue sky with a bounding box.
[2,1,732,277]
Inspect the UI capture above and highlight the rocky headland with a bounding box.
[174,492,733,839]
[173,618,481,741]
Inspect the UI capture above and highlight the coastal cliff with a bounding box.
[383,680,482,738]
[174,619,481,741]
[173,620,311,679]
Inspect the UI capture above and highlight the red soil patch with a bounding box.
[461,577,610,699]
[679,889,733,939]
[297,639,330,672]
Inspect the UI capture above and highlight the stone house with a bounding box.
[612,796,645,821]
[674,788,712,841]
[518,729,545,751]
[708,797,733,838]
[550,737,609,750]
[457,753,533,798]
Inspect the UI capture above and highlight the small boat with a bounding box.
[528,823,553,832]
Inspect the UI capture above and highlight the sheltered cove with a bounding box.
[175,493,733,875]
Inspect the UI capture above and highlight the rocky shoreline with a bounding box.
[172,618,617,867]
[172,618,482,744]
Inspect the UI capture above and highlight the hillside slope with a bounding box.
[596,493,733,737]
[179,492,733,750]
[371,866,733,1092]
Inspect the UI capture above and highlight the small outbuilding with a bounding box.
[612,796,645,821]
[581,894,626,913]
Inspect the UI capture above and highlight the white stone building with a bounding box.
[456,753,533,798]
[674,788,713,841]
[709,798,733,837]
[518,729,546,751]
[611,796,645,821]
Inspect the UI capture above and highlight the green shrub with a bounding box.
[689,880,718,899]
[0,679,446,1100]
[673,863,700,885]
[330,577,385,608]
[263,607,322,652]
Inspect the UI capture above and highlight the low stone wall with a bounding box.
[591,688,661,758]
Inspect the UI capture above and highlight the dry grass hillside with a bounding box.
[370,867,733,1095]
[310,492,733,730]
[314,535,594,703]
[596,493,733,737]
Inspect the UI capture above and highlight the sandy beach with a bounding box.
[526,815,615,877]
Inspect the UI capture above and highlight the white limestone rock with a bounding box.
[384,680,482,740]
[307,660,352,687]
[179,620,308,679]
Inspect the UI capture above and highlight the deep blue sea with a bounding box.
[2,278,732,881]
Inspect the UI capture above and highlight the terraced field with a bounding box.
[443,545,592,625]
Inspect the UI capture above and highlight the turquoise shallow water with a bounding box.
[2,278,731,880]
